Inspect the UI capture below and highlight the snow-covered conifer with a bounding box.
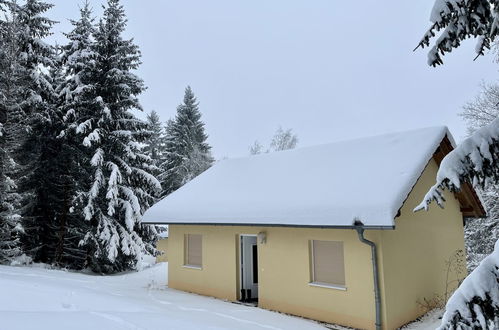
[415,118,499,213]
[249,140,264,155]
[21,0,97,267]
[20,57,70,263]
[44,1,97,268]
[12,0,61,263]
[438,240,499,329]
[0,0,55,263]
[0,0,24,263]
[144,110,165,166]
[160,86,213,196]
[78,0,160,273]
[417,0,499,66]
[269,127,298,152]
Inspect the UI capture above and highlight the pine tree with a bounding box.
[439,241,499,329]
[0,0,55,263]
[12,0,66,263]
[78,0,160,273]
[144,110,165,166]
[160,86,213,196]
[417,0,499,66]
[20,58,63,263]
[249,140,264,155]
[21,48,95,268]
[0,0,24,264]
[47,0,97,268]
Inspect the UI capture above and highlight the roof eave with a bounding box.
[143,222,395,230]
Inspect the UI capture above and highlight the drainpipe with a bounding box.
[355,222,382,330]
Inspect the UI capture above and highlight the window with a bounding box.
[184,234,202,268]
[310,240,345,288]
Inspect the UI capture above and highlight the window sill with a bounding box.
[308,282,346,291]
[182,265,202,270]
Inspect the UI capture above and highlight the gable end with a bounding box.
[432,136,486,218]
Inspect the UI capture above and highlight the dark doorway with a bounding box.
[240,235,258,303]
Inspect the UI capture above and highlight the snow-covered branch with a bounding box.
[417,0,499,66]
[415,117,499,212]
[438,240,499,328]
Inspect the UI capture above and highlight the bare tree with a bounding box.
[249,127,299,155]
[461,82,499,134]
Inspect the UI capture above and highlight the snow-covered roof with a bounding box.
[143,127,453,228]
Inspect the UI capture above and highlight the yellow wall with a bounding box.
[168,226,241,301]
[168,224,377,329]
[167,159,467,330]
[258,227,378,329]
[378,159,467,329]
[156,238,168,262]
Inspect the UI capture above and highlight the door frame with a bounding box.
[238,234,258,302]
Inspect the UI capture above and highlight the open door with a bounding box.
[240,235,258,302]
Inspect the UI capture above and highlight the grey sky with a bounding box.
[47,0,498,159]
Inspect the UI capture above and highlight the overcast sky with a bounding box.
[47,0,499,159]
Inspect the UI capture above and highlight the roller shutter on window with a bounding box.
[185,234,202,267]
[311,240,345,286]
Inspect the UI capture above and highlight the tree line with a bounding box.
[0,0,213,273]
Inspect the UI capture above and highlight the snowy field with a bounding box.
[0,262,440,330]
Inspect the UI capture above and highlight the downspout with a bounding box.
[355,222,382,330]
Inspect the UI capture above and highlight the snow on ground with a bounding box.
[0,262,326,330]
[402,309,444,330]
[0,262,443,330]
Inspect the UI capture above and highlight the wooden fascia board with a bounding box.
[432,136,486,218]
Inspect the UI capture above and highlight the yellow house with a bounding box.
[143,127,484,330]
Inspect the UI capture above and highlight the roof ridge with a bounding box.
[224,126,449,163]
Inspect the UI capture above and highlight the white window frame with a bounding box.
[309,240,346,290]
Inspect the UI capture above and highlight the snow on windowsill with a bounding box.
[308,282,346,291]
[182,265,202,270]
